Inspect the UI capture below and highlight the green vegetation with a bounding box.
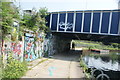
[0,57,2,80]
[1,1,49,41]
[80,59,88,72]
[79,56,91,79]
[89,53,120,62]
[1,1,49,79]
[0,2,20,40]
[2,55,28,79]
[20,7,49,33]
[73,40,120,50]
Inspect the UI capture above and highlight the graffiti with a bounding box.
[24,35,36,61]
[24,33,45,61]
[48,66,56,76]
[1,40,24,68]
[59,22,73,30]
[43,37,55,57]
[1,32,52,65]
[11,41,23,61]
[37,42,43,57]
[2,41,11,68]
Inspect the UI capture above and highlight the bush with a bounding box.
[111,43,120,48]
[2,55,28,79]
[80,59,88,72]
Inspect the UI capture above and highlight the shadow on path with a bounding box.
[50,50,82,62]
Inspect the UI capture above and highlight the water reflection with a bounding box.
[83,52,120,71]
[83,52,120,79]
[83,56,120,71]
[100,56,110,62]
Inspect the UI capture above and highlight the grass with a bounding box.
[2,58,28,79]
[0,67,2,80]
[89,53,120,62]
[79,56,91,79]
[38,59,48,64]
[73,40,120,50]
[75,41,100,46]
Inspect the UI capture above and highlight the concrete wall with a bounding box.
[51,34,72,54]
[1,32,50,68]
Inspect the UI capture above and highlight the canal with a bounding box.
[82,51,120,80]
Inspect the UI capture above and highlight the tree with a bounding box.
[38,7,49,33]
[0,2,20,40]
[21,7,49,33]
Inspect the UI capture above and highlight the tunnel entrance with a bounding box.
[50,32,120,57]
[50,34,82,57]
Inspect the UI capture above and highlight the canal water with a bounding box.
[82,51,120,80]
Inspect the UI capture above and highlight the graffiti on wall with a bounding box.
[11,41,23,62]
[24,33,45,61]
[1,32,54,65]
[1,40,24,68]
[2,41,11,68]
[24,33,36,61]
[43,36,55,57]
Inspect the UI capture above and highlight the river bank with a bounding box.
[73,40,120,51]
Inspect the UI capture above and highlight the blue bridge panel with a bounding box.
[49,9,120,36]
[110,12,120,34]
[66,13,74,31]
[83,13,91,32]
[75,13,82,32]
[101,12,110,33]
[59,13,66,31]
[92,13,100,33]
[51,14,58,30]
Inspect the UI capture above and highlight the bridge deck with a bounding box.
[46,9,120,36]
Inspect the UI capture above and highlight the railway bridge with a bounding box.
[46,9,120,52]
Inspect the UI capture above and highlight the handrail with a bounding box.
[96,74,110,80]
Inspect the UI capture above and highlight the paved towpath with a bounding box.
[22,50,85,79]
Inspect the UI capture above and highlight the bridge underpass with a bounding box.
[52,32,120,43]
[51,32,120,54]
[46,9,120,53]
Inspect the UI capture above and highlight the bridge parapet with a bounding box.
[47,9,120,36]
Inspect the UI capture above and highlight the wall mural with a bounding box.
[43,39,54,57]
[24,33,45,61]
[11,41,23,62]
[1,32,54,67]
[34,41,44,58]
[2,41,11,68]
[1,41,24,68]
[43,34,55,57]
[24,33,36,61]
[35,33,45,57]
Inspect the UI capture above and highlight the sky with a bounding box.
[14,0,119,12]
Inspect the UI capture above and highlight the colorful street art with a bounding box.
[11,41,23,62]
[24,33,45,61]
[1,40,24,68]
[2,41,11,68]
[24,33,36,61]
[43,35,55,57]
[1,32,54,68]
